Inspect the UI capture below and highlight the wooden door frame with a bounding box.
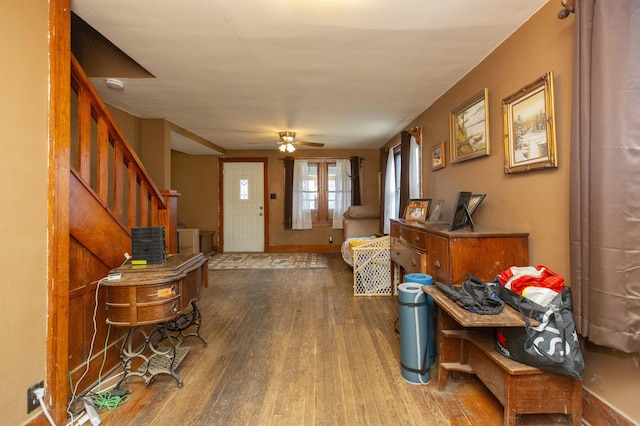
[47,0,71,424]
[218,158,269,253]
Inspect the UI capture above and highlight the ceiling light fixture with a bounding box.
[279,142,295,153]
[105,78,125,90]
[279,131,296,144]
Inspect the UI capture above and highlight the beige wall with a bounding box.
[141,119,172,189]
[0,1,49,424]
[394,2,574,278]
[384,3,640,422]
[106,105,143,154]
[171,151,219,232]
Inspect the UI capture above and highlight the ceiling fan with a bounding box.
[277,131,324,152]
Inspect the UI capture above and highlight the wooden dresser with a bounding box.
[390,219,529,287]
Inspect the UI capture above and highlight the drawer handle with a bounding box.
[411,260,417,267]
[434,260,440,270]
[395,250,400,255]
[414,236,420,243]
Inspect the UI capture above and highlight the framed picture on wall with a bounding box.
[503,72,557,174]
[431,141,446,170]
[404,199,431,221]
[450,88,490,163]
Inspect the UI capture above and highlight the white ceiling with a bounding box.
[71,0,549,154]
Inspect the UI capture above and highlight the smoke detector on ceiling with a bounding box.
[105,78,125,90]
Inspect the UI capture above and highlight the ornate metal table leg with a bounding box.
[164,301,208,347]
[115,325,189,389]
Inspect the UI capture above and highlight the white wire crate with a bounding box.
[352,236,392,296]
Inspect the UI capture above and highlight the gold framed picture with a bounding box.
[502,72,557,174]
[450,88,490,163]
[431,141,445,170]
[404,199,431,221]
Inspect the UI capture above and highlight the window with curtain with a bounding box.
[382,130,422,233]
[292,160,312,229]
[288,158,351,229]
[332,159,351,229]
[383,147,397,234]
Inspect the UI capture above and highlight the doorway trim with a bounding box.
[218,157,269,253]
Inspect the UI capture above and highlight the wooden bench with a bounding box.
[423,285,582,426]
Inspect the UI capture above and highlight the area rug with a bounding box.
[208,252,327,270]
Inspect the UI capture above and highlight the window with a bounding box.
[393,148,402,217]
[307,161,337,226]
[287,158,351,230]
[383,130,421,233]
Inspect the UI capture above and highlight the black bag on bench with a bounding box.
[434,274,505,315]
[494,284,585,380]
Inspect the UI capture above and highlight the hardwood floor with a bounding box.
[97,254,573,425]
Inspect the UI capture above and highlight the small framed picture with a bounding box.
[450,88,490,164]
[467,194,486,216]
[503,72,557,174]
[431,141,445,170]
[404,199,431,221]
[428,199,445,221]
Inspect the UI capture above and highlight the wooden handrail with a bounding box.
[70,54,177,251]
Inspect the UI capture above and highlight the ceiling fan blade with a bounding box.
[296,141,324,147]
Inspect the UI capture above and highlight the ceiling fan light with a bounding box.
[286,142,296,153]
[279,143,287,152]
[279,131,296,144]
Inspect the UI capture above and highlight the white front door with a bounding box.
[223,162,265,252]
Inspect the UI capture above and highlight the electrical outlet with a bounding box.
[27,380,44,413]
[329,236,333,244]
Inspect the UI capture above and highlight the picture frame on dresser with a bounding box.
[503,72,557,174]
[428,199,445,221]
[450,88,490,164]
[449,191,473,231]
[467,193,486,216]
[404,198,431,221]
[462,193,486,226]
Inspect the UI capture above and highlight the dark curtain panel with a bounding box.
[399,131,411,216]
[283,156,294,230]
[350,156,361,206]
[398,130,411,217]
[570,0,640,352]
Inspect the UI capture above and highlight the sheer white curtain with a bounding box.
[409,135,420,198]
[292,160,312,229]
[332,159,352,229]
[383,149,396,234]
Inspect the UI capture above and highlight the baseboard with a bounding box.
[582,387,637,426]
[266,244,341,253]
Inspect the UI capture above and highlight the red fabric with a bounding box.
[498,265,564,295]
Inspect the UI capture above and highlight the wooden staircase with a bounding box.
[66,54,179,402]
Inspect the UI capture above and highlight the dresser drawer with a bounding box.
[391,239,427,274]
[398,226,428,251]
[106,283,181,326]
